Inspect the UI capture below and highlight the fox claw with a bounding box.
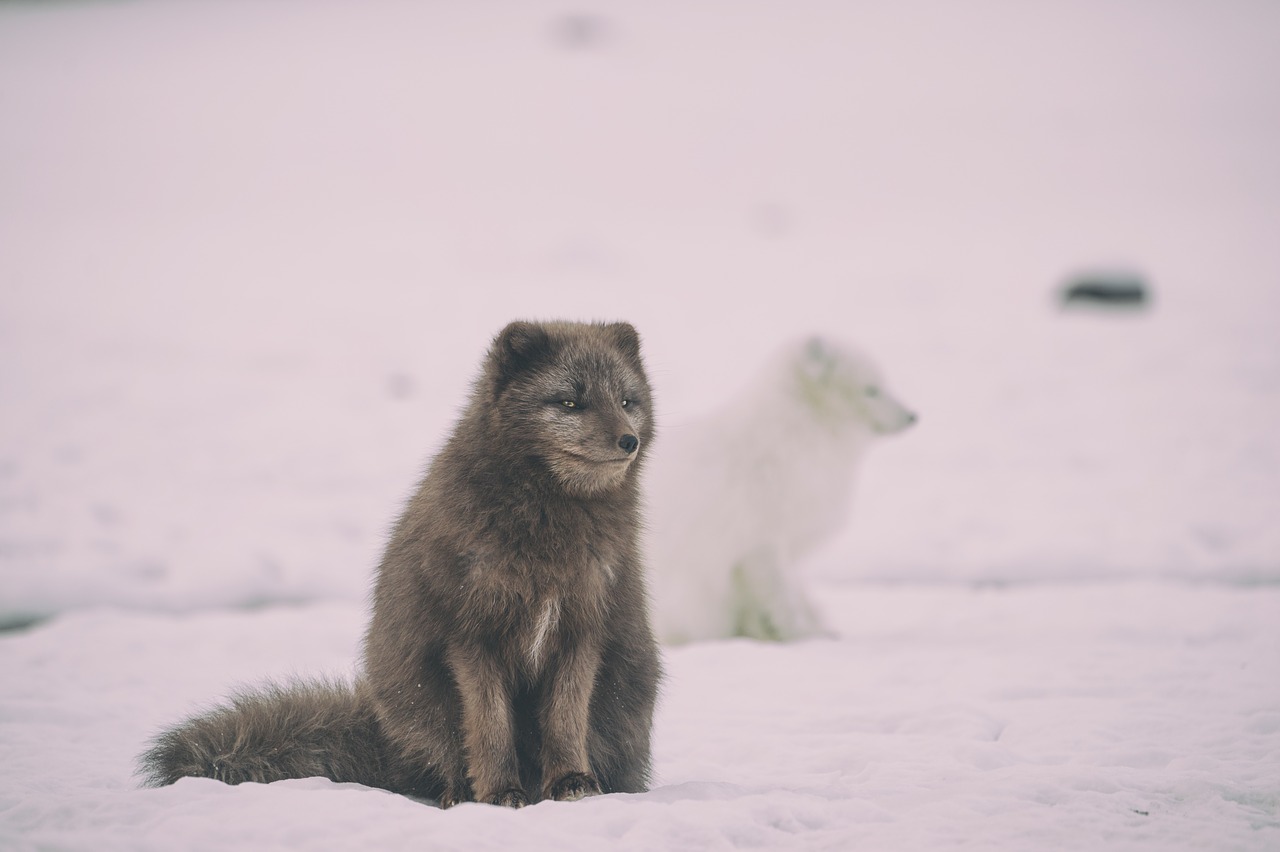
[489,788,528,808]
[547,772,601,802]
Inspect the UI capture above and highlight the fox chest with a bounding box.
[462,557,611,673]
[520,596,563,673]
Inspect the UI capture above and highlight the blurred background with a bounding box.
[2,0,1278,626]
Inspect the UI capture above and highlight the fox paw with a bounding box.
[436,780,475,809]
[487,788,529,809]
[547,772,601,802]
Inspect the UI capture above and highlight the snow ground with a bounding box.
[3,584,1278,850]
[1,0,1278,848]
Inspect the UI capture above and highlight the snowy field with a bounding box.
[2,0,1279,849]
[3,585,1278,850]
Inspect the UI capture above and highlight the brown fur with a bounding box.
[139,320,661,807]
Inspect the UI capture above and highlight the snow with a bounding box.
[3,586,1278,849]
[2,0,1279,848]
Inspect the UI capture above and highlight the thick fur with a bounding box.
[646,335,915,643]
[137,679,431,793]
[139,320,661,807]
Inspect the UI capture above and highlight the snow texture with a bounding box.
[2,0,1278,849]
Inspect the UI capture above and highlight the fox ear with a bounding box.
[492,321,553,384]
[605,322,642,362]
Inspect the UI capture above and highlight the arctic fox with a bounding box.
[140,321,661,808]
[646,336,915,643]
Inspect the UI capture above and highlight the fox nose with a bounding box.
[618,434,639,454]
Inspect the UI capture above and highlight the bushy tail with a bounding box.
[138,679,428,795]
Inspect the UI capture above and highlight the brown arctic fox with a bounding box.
[139,320,661,808]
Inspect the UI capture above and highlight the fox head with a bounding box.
[791,336,917,436]
[483,320,655,496]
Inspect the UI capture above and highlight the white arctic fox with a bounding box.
[646,336,916,643]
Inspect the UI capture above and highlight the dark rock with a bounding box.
[1059,271,1150,310]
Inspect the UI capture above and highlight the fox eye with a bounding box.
[560,400,578,409]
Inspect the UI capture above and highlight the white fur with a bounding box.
[646,336,915,643]
[526,597,560,670]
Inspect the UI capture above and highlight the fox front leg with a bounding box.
[446,647,527,807]
[537,644,603,802]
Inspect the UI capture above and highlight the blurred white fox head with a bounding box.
[787,336,917,435]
